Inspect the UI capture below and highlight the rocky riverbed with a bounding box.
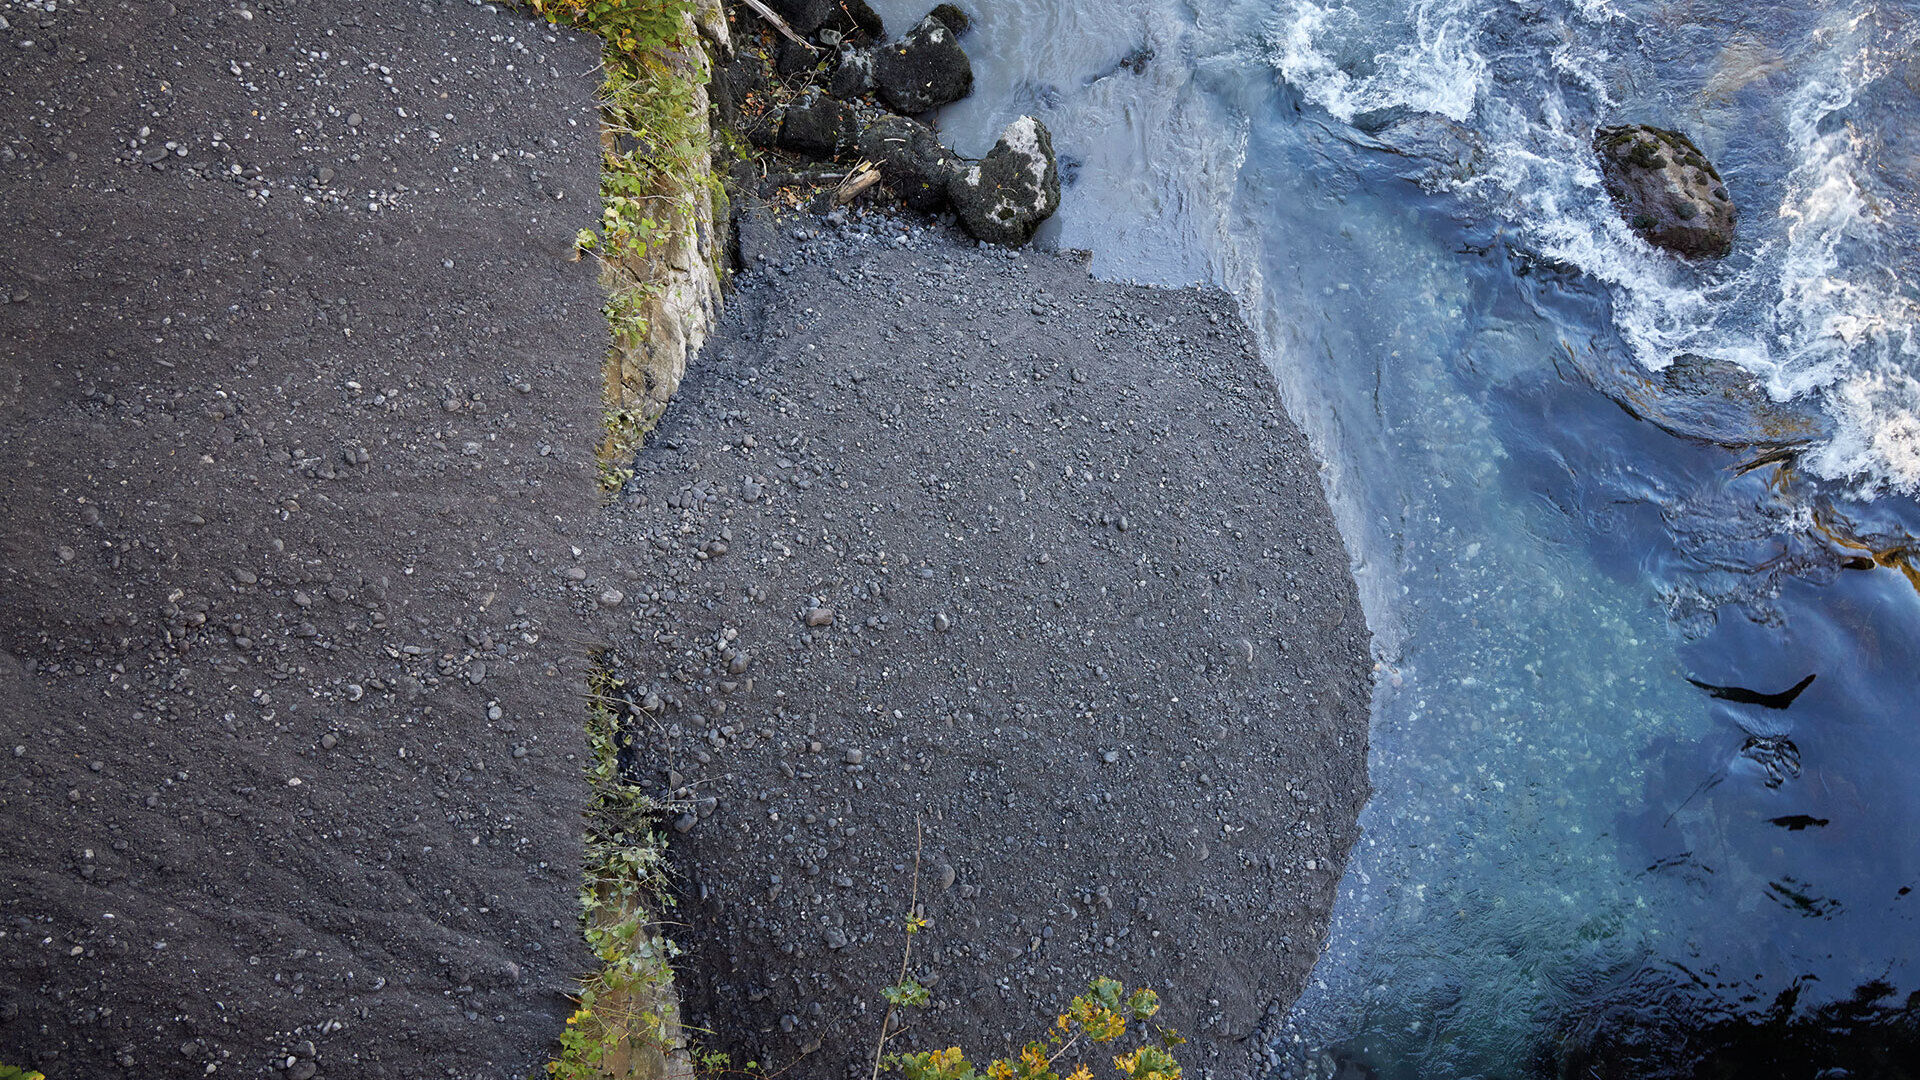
[0,2,605,1077]
[0,2,1373,1077]
[594,208,1371,1078]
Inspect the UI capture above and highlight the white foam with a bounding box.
[1269,0,1920,493]
[1269,0,1488,124]
[1808,368,1920,493]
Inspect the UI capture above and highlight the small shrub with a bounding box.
[871,826,1183,1080]
[525,0,721,491]
[546,668,683,1079]
[886,977,1182,1080]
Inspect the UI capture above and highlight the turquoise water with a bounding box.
[874,0,1920,1073]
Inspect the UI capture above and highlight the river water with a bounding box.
[871,0,1920,1074]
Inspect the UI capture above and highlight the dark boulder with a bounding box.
[765,0,828,35]
[829,43,878,98]
[928,3,971,35]
[777,93,859,160]
[858,115,962,213]
[874,15,973,115]
[712,50,771,130]
[1595,124,1736,260]
[766,0,883,39]
[948,115,1061,246]
[832,0,886,42]
[773,33,822,77]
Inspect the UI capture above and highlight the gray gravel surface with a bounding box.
[601,210,1372,1079]
[0,1,605,1077]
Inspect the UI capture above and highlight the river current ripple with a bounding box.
[874,0,1920,1074]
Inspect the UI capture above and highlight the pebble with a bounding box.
[347,112,363,127]
[320,733,337,750]
[822,926,849,950]
[805,607,834,627]
[345,683,364,702]
[937,863,956,889]
[673,813,699,833]
[598,588,625,608]
[565,567,587,581]
[512,746,528,759]
[933,612,951,632]
[843,748,864,765]
[1101,749,1121,764]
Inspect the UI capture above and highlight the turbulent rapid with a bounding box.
[1272,0,1920,493]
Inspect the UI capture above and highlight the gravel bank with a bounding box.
[0,2,605,1076]
[599,209,1371,1079]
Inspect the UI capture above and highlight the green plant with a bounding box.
[537,3,721,492]
[546,667,684,1079]
[523,0,692,54]
[884,978,1181,1080]
[870,823,1184,1080]
[0,1064,47,1080]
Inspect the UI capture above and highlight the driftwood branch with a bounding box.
[835,164,882,205]
[737,0,819,51]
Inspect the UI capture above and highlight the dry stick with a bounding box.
[870,815,926,1080]
[738,0,819,51]
[836,165,883,206]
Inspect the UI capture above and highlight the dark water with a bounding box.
[873,0,1920,1074]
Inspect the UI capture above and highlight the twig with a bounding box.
[835,163,883,206]
[738,0,819,51]
[870,815,925,1080]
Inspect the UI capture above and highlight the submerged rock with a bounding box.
[1594,124,1736,260]
[858,115,962,213]
[777,92,858,160]
[874,14,973,115]
[1574,349,1828,449]
[948,115,1061,246]
[1635,354,1827,447]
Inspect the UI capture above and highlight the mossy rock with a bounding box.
[1594,123,1735,259]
